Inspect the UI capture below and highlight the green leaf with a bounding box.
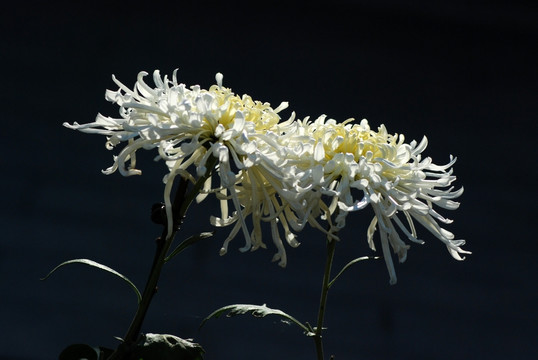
[132,333,205,360]
[328,255,380,288]
[165,232,214,262]
[200,303,313,336]
[41,258,142,304]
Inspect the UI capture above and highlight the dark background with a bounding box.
[2,1,537,359]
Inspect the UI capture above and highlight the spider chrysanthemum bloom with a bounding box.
[63,70,290,242]
[286,115,469,284]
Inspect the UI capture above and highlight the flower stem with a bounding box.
[110,180,187,359]
[111,156,216,358]
[313,238,337,360]
[122,178,189,346]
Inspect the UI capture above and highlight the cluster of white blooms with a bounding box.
[65,69,469,283]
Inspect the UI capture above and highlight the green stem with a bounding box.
[111,156,217,358]
[313,238,337,360]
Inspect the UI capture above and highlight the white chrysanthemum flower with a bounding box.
[281,115,469,284]
[63,70,289,244]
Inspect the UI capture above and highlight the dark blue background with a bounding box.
[2,1,537,359]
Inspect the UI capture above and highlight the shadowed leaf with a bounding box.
[165,232,214,262]
[41,258,142,304]
[200,303,313,336]
[329,256,380,288]
[133,333,204,360]
[59,344,97,360]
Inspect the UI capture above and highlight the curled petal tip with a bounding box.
[216,72,223,87]
[239,244,252,253]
